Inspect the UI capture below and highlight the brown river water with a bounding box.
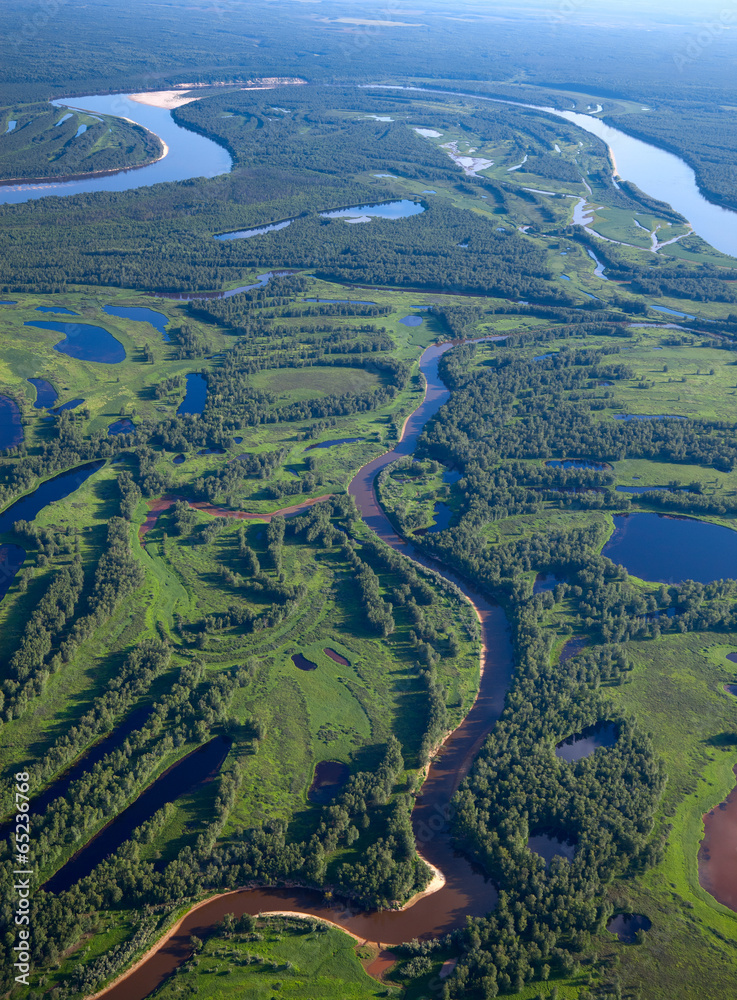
[88,339,514,999]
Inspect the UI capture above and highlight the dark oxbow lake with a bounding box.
[0,461,104,534]
[602,513,737,584]
[0,395,24,450]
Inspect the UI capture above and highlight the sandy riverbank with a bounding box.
[129,90,199,109]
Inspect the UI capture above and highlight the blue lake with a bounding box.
[36,305,80,316]
[0,300,17,305]
[320,200,425,221]
[400,315,424,327]
[25,321,126,364]
[0,461,104,534]
[161,270,293,303]
[4,121,17,134]
[178,373,208,416]
[0,395,23,450]
[103,305,171,342]
[215,219,293,241]
[28,378,58,409]
[603,513,737,584]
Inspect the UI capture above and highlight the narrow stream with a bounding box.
[84,338,515,1000]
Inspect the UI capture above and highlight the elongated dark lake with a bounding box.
[602,513,737,584]
[28,378,58,409]
[177,373,208,415]
[0,461,104,534]
[0,395,24,450]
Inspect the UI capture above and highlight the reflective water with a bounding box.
[103,304,171,342]
[25,320,126,363]
[607,913,651,943]
[307,761,350,804]
[400,315,424,327]
[527,833,576,865]
[0,94,232,205]
[613,413,685,421]
[320,200,425,220]
[555,722,618,762]
[52,398,84,414]
[0,461,104,534]
[0,395,24,450]
[292,652,317,671]
[161,270,293,302]
[28,378,58,409]
[303,298,377,305]
[108,419,136,436]
[177,373,208,416]
[44,737,231,894]
[603,513,737,584]
[214,219,293,241]
[699,765,737,913]
[651,305,695,320]
[323,647,350,666]
[35,305,79,315]
[369,85,737,257]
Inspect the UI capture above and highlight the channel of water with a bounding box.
[77,338,514,1000]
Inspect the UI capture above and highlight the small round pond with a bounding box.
[602,513,737,584]
[108,419,136,436]
[527,833,577,866]
[292,653,318,671]
[607,913,651,943]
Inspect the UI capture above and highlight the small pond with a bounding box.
[52,398,84,414]
[527,833,577,865]
[103,304,171,342]
[415,501,452,535]
[214,219,293,241]
[602,513,737,584]
[28,378,58,409]
[726,652,737,664]
[292,652,317,671]
[724,684,737,697]
[443,468,462,485]
[177,373,208,416]
[546,459,611,471]
[560,636,588,662]
[307,760,350,804]
[234,437,243,444]
[0,300,17,305]
[108,419,136,436]
[198,447,225,456]
[560,274,571,281]
[533,572,565,595]
[555,722,618,763]
[0,395,24,450]
[607,913,651,943]
[0,460,104,534]
[306,438,362,450]
[533,352,558,361]
[36,305,80,315]
[320,200,425,221]
[615,485,683,494]
[25,321,126,364]
[173,454,186,465]
[0,544,25,604]
[324,648,350,666]
[400,315,424,327]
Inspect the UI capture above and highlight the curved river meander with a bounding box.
[78,340,514,1000]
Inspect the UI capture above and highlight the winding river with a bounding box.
[368,85,737,258]
[0,94,231,204]
[83,338,514,1000]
